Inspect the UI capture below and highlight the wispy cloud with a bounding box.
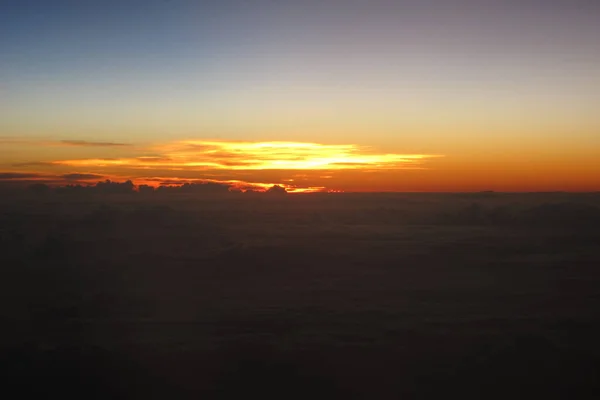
[0,138,132,147]
[12,161,58,167]
[0,171,110,184]
[52,140,440,171]
[59,140,132,147]
[3,140,442,192]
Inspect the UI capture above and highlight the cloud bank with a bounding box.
[1,140,441,192]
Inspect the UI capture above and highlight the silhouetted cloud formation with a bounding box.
[0,172,43,179]
[61,173,105,181]
[48,180,240,196]
[94,180,135,193]
[266,185,287,195]
[53,180,136,194]
[156,182,232,194]
[138,184,155,194]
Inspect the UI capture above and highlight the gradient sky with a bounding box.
[1,0,599,191]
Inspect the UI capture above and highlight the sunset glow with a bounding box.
[0,139,441,192]
[1,1,599,192]
[3,4,600,397]
[52,141,438,171]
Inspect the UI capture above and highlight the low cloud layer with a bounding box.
[61,173,106,181]
[0,171,108,186]
[0,172,321,193]
[0,172,43,179]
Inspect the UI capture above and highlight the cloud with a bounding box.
[93,180,135,193]
[134,176,325,193]
[0,172,325,194]
[135,156,172,162]
[61,173,105,181]
[0,137,131,148]
[0,172,44,179]
[0,171,108,186]
[156,182,232,194]
[12,162,57,167]
[8,140,442,193]
[266,185,287,195]
[52,140,441,171]
[0,171,66,188]
[137,176,274,191]
[59,140,132,147]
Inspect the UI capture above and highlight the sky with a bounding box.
[1,0,599,192]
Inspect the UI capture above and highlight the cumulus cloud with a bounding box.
[55,180,136,194]
[156,182,232,194]
[266,185,287,195]
[93,179,135,193]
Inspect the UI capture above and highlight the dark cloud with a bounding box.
[156,182,232,194]
[266,185,287,195]
[0,172,43,179]
[156,179,195,186]
[54,180,135,194]
[61,173,105,181]
[60,140,131,147]
[93,180,135,193]
[138,184,155,194]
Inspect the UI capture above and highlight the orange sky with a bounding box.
[2,2,599,192]
[1,138,598,192]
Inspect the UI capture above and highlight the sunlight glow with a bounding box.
[53,140,440,171]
